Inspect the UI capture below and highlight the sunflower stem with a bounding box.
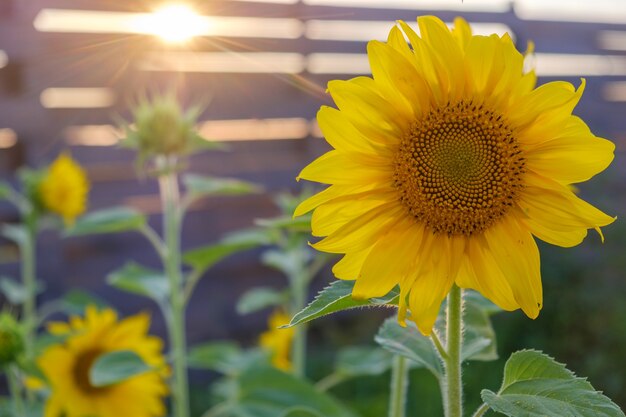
[8,366,25,416]
[471,403,490,417]
[388,354,409,417]
[290,269,308,378]
[158,156,189,417]
[443,284,463,417]
[21,211,37,360]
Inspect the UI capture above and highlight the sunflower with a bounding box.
[38,306,168,417]
[259,310,295,371]
[296,16,615,335]
[39,153,89,225]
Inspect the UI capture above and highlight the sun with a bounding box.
[141,4,206,44]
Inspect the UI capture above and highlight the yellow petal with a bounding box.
[518,172,615,242]
[457,239,518,311]
[312,202,404,253]
[508,80,581,129]
[367,40,429,119]
[294,183,372,217]
[332,248,372,280]
[525,134,614,184]
[311,193,393,236]
[327,78,405,143]
[317,106,382,154]
[354,219,424,299]
[297,150,392,185]
[483,216,542,318]
[407,234,458,335]
[451,17,472,50]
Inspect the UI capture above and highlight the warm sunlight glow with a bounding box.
[141,4,206,43]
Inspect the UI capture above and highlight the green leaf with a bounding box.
[261,249,308,278]
[236,287,286,315]
[66,207,146,236]
[0,277,27,304]
[0,181,11,200]
[481,350,625,417]
[59,290,109,315]
[89,350,152,387]
[335,346,393,377]
[255,215,312,232]
[458,301,498,362]
[183,240,258,276]
[182,174,261,198]
[374,318,443,377]
[281,408,325,417]
[222,228,275,246]
[231,365,358,417]
[107,262,168,303]
[286,281,399,328]
[187,342,269,375]
[464,290,502,315]
[0,224,27,246]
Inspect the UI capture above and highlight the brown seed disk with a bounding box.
[393,99,525,236]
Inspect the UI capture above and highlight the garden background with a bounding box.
[0,0,625,415]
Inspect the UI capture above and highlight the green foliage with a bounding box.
[183,239,261,278]
[89,350,152,387]
[187,341,269,375]
[0,224,27,246]
[481,350,625,417]
[0,277,28,304]
[107,262,169,304]
[0,181,11,200]
[225,365,358,417]
[334,346,393,378]
[0,313,24,368]
[237,287,286,315]
[286,281,399,328]
[58,289,109,315]
[375,319,443,377]
[182,174,261,199]
[281,408,325,417]
[66,207,146,236]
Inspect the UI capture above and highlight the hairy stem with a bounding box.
[158,157,189,417]
[388,355,409,417]
[444,285,463,417]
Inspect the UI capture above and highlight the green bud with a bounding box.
[120,94,218,167]
[0,313,25,369]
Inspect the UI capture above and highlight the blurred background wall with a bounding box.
[0,0,625,412]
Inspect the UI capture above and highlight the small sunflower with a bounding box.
[259,310,294,371]
[39,153,89,225]
[38,306,168,417]
[296,16,615,335]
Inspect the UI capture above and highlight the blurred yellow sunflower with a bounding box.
[259,310,294,371]
[38,306,168,417]
[296,16,615,335]
[39,153,89,225]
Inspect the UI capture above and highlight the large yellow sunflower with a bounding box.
[38,306,168,417]
[39,153,89,225]
[296,16,615,335]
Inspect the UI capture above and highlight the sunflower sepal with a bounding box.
[479,350,625,417]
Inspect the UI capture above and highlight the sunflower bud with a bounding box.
[0,313,25,369]
[121,95,214,165]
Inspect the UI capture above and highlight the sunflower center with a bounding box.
[393,99,525,236]
[72,348,110,394]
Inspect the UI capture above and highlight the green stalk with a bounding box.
[8,366,25,416]
[443,285,463,417]
[290,272,307,378]
[158,157,189,417]
[388,355,409,417]
[21,212,37,359]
